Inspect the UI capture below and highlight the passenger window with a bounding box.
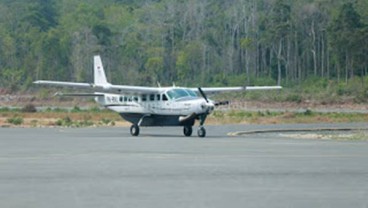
[156,94,161,101]
[142,94,147,102]
[149,94,155,101]
[119,96,123,102]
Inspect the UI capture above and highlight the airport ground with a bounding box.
[1,123,368,208]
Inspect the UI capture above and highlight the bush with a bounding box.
[71,106,82,113]
[90,106,101,112]
[0,107,10,112]
[22,104,37,113]
[56,116,73,126]
[7,116,24,125]
[286,94,302,103]
[101,118,112,125]
[304,109,313,116]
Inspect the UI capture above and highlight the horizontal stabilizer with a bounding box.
[34,80,93,88]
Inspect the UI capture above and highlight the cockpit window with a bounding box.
[187,90,197,97]
[166,89,197,100]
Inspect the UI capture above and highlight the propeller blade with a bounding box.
[215,101,230,106]
[198,87,209,103]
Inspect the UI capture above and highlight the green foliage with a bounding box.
[7,116,24,125]
[0,107,11,113]
[55,115,96,127]
[71,106,82,113]
[38,89,51,99]
[0,68,23,92]
[304,109,314,116]
[228,110,253,119]
[56,116,73,126]
[299,77,329,94]
[212,111,225,119]
[285,94,302,103]
[89,106,101,112]
[0,0,367,93]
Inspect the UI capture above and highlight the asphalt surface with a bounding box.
[1,124,368,208]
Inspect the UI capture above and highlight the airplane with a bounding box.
[34,55,282,137]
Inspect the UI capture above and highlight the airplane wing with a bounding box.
[53,92,105,97]
[34,80,161,94]
[191,86,282,94]
[109,85,160,94]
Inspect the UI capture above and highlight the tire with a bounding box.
[197,127,206,138]
[183,126,193,137]
[130,124,140,136]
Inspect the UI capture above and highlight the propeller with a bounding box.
[197,87,209,103]
[197,88,214,127]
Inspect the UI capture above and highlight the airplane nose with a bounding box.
[201,102,215,113]
[208,103,215,112]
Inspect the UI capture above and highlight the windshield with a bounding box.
[166,89,197,100]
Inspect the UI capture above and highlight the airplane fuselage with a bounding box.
[96,88,214,127]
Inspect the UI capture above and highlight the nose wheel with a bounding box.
[197,126,206,137]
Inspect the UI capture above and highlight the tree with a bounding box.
[267,0,291,85]
[329,2,365,82]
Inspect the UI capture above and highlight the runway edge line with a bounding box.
[228,127,368,136]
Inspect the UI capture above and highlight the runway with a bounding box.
[1,124,368,208]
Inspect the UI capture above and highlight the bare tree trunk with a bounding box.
[321,32,325,78]
[311,20,317,76]
[277,39,282,85]
[327,46,330,79]
[294,30,300,83]
[345,52,348,83]
[286,35,291,81]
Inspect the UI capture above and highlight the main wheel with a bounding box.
[197,127,206,138]
[183,126,193,137]
[130,124,140,136]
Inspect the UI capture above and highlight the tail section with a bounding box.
[94,55,109,85]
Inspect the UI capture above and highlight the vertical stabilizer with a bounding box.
[94,55,109,85]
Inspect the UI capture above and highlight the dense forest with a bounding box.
[0,0,367,92]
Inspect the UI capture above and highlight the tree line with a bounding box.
[0,0,367,92]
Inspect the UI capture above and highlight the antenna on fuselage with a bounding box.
[157,81,161,88]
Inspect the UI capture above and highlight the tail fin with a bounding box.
[94,55,109,85]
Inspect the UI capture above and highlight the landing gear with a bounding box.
[130,124,140,136]
[196,114,207,138]
[183,126,193,137]
[197,126,206,137]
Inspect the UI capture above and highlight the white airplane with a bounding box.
[34,55,281,137]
